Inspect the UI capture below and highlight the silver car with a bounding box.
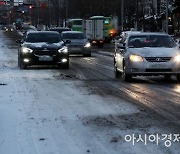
[114,32,180,81]
[61,31,91,57]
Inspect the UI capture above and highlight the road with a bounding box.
[0,27,180,154]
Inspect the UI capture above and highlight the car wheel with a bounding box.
[18,55,20,67]
[122,71,132,81]
[20,61,27,69]
[58,62,69,69]
[84,53,91,57]
[176,75,180,82]
[114,62,121,78]
[19,55,27,69]
[122,65,132,81]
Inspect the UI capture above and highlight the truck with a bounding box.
[89,16,119,43]
[83,19,105,48]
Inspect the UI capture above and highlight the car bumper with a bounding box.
[125,61,180,76]
[68,47,91,55]
[20,54,69,66]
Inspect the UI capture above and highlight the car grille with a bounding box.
[145,57,171,62]
[68,45,83,48]
[33,50,57,56]
[145,69,172,72]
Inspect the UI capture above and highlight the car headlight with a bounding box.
[58,47,68,54]
[129,54,143,62]
[22,47,33,54]
[84,42,91,48]
[174,55,180,63]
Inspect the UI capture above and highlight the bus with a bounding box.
[89,16,118,42]
[67,19,83,32]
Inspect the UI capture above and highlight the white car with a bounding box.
[114,32,180,81]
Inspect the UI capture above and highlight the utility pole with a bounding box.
[120,0,124,32]
[157,0,160,31]
[48,0,51,27]
[165,0,168,33]
[65,0,68,27]
[36,0,40,26]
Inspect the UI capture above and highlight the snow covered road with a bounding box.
[0,29,179,154]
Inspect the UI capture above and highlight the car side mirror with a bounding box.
[16,39,23,44]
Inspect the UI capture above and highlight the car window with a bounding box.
[26,33,61,43]
[61,33,86,39]
[128,35,176,48]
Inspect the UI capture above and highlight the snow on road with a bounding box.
[0,31,179,154]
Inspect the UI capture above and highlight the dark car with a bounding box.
[61,31,91,57]
[17,31,69,69]
[15,22,23,30]
[3,25,14,32]
[49,27,71,34]
[22,25,37,35]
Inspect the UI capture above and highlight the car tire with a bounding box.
[20,61,27,69]
[19,55,27,69]
[176,75,180,82]
[114,63,121,78]
[84,53,91,57]
[18,55,20,67]
[122,72,132,81]
[122,65,132,81]
[58,62,69,69]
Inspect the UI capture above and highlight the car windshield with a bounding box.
[61,33,86,39]
[128,35,176,48]
[26,33,61,43]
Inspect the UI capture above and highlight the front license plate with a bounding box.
[150,64,167,69]
[39,56,53,61]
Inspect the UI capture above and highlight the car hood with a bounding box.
[128,47,180,57]
[23,42,64,50]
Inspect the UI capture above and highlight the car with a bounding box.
[49,27,71,34]
[61,31,91,57]
[114,32,180,81]
[3,25,14,32]
[16,31,69,69]
[22,25,37,35]
[15,22,23,30]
